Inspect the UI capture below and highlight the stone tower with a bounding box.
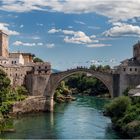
[133,41,140,61]
[0,30,9,58]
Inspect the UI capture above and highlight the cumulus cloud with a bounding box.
[48,28,98,44]
[0,0,140,21]
[103,22,140,37]
[64,32,92,44]
[0,22,19,35]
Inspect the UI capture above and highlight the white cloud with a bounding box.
[87,44,112,48]
[88,26,101,30]
[1,0,140,21]
[31,36,40,40]
[74,20,86,25]
[48,28,61,34]
[68,26,73,29]
[36,23,43,26]
[46,43,55,48]
[64,31,92,44]
[48,28,98,44]
[37,42,43,46]
[103,22,140,37]
[13,41,44,47]
[13,41,36,46]
[19,24,24,28]
[0,22,19,35]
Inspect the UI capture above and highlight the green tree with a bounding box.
[105,96,131,118]
[0,69,10,106]
[90,65,96,71]
[103,65,111,72]
[33,57,43,63]
[96,65,104,72]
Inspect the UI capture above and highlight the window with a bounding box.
[16,73,17,76]
[130,68,132,71]
[39,66,41,69]
[123,68,126,71]
[135,68,138,72]
[45,66,47,69]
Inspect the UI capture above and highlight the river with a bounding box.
[0,96,123,139]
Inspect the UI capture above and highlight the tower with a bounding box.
[133,41,140,61]
[0,30,9,58]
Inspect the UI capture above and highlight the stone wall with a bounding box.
[119,74,140,95]
[12,96,52,115]
[25,73,50,96]
[1,65,33,86]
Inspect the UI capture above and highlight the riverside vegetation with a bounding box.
[105,90,140,138]
[54,65,111,103]
[0,69,28,133]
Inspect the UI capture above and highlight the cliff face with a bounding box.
[12,96,51,115]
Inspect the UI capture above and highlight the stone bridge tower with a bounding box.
[0,30,9,58]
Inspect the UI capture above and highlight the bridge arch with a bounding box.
[45,69,113,99]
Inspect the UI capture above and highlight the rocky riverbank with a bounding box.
[11,96,51,116]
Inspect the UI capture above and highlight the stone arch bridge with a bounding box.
[26,68,120,111]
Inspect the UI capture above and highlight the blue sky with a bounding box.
[0,0,140,70]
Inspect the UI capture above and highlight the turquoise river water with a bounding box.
[0,96,124,139]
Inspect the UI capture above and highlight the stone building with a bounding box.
[9,52,34,65]
[114,41,140,95]
[115,41,140,75]
[0,30,51,87]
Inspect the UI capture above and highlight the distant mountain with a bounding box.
[51,69,61,73]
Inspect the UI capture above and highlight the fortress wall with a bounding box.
[25,73,51,96]
[119,74,140,95]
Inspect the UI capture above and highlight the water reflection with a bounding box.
[0,96,122,139]
[50,112,54,128]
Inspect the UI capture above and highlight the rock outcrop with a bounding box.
[11,96,52,115]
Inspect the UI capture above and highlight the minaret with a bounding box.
[0,30,9,58]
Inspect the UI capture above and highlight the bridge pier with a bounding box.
[49,97,54,112]
[46,96,54,112]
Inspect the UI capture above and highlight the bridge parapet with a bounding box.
[53,68,112,75]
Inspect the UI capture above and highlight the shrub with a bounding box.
[105,96,131,118]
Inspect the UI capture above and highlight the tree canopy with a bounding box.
[33,57,44,63]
